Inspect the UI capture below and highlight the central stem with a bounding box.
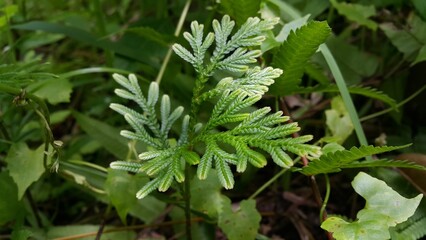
[184,162,192,240]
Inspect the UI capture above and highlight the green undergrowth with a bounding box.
[1,1,426,239]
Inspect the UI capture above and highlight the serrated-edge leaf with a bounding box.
[341,158,426,170]
[299,145,410,175]
[271,21,331,95]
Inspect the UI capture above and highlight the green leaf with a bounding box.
[0,5,18,27]
[5,143,46,199]
[321,172,423,240]
[218,199,261,240]
[321,37,380,85]
[0,172,23,225]
[299,145,409,175]
[73,111,129,159]
[191,169,229,219]
[380,23,422,60]
[325,96,354,144]
[27,77,72,104]
[322,142,345,155]
[296,84,397,108]
[105,169,165,223]
[47,225,137,240]
[220,0,261,26]
[412,45,426,66]
[126,26,172,46]
[11,21,157,66]
[411,0,426,20]
[342,158,426,170]
[270,21,331,95]
[330,0,378,30]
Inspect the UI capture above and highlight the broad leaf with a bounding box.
[5,143,46,199]
[321,172,423,240]
[271,21,331,95]
[218,199,261,240]
[330,0,378,30]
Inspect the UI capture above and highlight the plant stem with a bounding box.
[311,175,333,240]
[26,190,42,228]
[156,0,192,85]
[319,174,330,222]
[184,162,192,240]
[319,45,368,147]
[248,166,292,199]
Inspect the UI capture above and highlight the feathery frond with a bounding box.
[111,15,324,197]
[297,144,418,175]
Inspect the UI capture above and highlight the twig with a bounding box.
[184,162,192,240]
[280,97,333,240]
[155,0,192,85]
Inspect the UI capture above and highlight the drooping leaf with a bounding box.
[270,20,331,95]
[5,143,46,199]
[321,172,423,240]
[73,111,129,159]
[298,145,410,175]
[220,0,261,26]
[218,199,261,240]
[330,0,378,30]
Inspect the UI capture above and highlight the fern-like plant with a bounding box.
[110,15,321,199]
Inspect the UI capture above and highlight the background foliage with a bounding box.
[1,0,426,239]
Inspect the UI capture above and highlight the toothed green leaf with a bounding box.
[271,21,331,95]
[298,145,411,175]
